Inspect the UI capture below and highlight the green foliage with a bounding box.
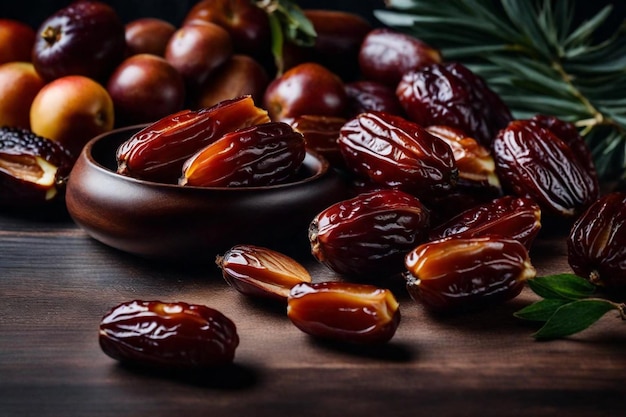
[376,0,626,182]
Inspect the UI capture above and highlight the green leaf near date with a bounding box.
[516,273,625,340]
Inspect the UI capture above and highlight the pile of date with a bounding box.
[99,26,626,370]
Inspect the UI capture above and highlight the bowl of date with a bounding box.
[65,125,349,264]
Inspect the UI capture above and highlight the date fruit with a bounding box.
[397,62,512,147]
[309,189,430,278]
[179,122,305,187]
[0,126,73,206]
[404,236,536,312]
[429,195,542,250]
[216,244,312,301]
[116,95,270,183]
[338,111,458,197]
[287,281,400,344]
[99,300,239,368]
[492,119,599,218]
[567,192,626,290]
[344,80,404,118]
[359,28,442,87]
[288,114,346,167]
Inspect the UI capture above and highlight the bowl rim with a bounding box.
[79,124,333,192]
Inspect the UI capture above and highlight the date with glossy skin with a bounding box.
[338,111,458,197]
[358,28,441,87]
[429,195,542,251]
[0,126,73,206]
[287,281,400,344]
[492,119,599,218]
[567,192,626,290]
[288,114,346,167]
[99,300,239,368]
[397,62,512,147]
[344,80,404,118]
[216,244,312,301]
[404,236,536,313]
[309,189,430,278]
[179,122,305,187]
[116,95,270,183]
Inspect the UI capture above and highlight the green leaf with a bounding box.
[514,298,570,322]
[533,299,618,340]
[527,274,596,300]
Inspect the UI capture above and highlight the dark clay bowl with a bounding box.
[66,125,349,264]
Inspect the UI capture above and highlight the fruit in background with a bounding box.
[344,80,404,118]
[124,17,176,57]
[263,62,348,122]
[0,19,36,64]
[30,75,114,159]
[194,54,269,109]
[165,21,233,91]
[300,9,372,81]
[31,0,126,82]
[106,54,185,127]
[359,28,442,87]
[0,62,46,129]
[183,0,271,64]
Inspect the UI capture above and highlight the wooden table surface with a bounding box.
[1,207,624,417]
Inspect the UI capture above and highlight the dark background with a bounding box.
[1,0,624,39]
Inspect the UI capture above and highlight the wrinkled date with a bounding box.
[344,80,404,118]
[116,95,270,183]
[429,195,542,250]
[309,189,430,278]
[288,114,347,167]
[0,127,73,207]
[492,119,599,218]
[216,244,312,301]
[567,192,626,290]
[397,62,512,147]
[404,236,536,313]
[99,300,239,368]
[338,111,458,197]
[287,281,401,344]
[180,122,305,187]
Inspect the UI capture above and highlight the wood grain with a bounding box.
[1,212,624,417]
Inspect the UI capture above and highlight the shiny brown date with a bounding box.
[567,192,626,290]
[99,300,239,368]
[116,95,270,183]
[288,114,346,167]
[216,244,312,301]
[492,119,599,218]
[338,111,458,197]
[344,80,404,118]
[397,62,512,147]
[404,236,536,313]
[287,281,400,344]
[358,28,442,87]
[429,195,542,250]
[309,189,430,278]
[180,122,305,187]
[0,126,73,207]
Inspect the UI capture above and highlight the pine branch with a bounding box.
[375,0,626,183]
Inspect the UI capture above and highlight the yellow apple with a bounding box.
[30,75,114,158]
[0,62,46,129]
[0,19,36,65]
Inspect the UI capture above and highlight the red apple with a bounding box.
[0,19,36,65]
[106,54,185,127]
[30,75,114,158]
[194,54,268,108]
[0,62,46,129]
[32,0,126,82]
[263,62,348,122]
[183,0,271,63]
[125,17,176,57]
[165,21,233,90]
